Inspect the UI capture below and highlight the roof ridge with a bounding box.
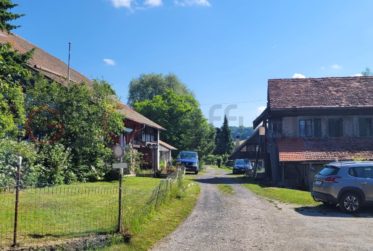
[269,76,373,82]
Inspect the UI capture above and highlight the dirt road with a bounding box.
[152,167,373,251]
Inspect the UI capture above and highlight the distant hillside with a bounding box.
[230,126,253,140]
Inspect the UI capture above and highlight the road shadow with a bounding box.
[294,204,373,218]
[194,175,248,185]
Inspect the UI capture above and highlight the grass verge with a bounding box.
[242,181,319,206]
[217,184,234,195]
[103,180,200,251]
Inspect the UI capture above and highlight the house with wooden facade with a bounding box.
[238,77,373,189]
[0,30,174,173]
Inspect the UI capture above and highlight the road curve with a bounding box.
[152,167,373,251]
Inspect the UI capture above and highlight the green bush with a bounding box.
[35,144,72,186]
[0,138,39,187]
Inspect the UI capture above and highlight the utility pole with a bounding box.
[67,42,71,82]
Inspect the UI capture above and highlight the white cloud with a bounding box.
[257,106,266,114]
[353,73,363,77]
[144,0,162,7]
[103,58,116,66]
[292,73,306,79]
[111,0,132,9]
[331,64,342,70]
[175,0,211,7]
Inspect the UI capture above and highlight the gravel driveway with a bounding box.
[152,167,373,251]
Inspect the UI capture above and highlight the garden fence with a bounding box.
[0,168,185,249]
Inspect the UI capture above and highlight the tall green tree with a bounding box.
[0,0,23,32]
[128,73,192,106]
[362,68,373,76]
[214,115,234,155]
[26,79,124,181]
[133,89,215,161]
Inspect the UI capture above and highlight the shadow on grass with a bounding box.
[28,230,114,239]
[294,204,373,218]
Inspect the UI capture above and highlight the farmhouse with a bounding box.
[235,77,373,189]
[0,30,173,173]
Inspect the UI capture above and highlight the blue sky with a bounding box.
[13,0,373,127]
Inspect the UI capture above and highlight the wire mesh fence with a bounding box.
[0,168,185,249]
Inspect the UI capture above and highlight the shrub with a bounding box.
[0,138,39,187]
[35,144,72,186]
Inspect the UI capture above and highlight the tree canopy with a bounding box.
[26,79,124,182]
[128,73,193,106]
[214,116,234,155]
[0,0,23,32]
[133,89,215,161]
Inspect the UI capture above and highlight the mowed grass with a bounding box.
[0,177,161,247]
[103,180,200,251]
[242,182,320,206]
[217,184,234,195]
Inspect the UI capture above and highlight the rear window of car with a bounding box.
[319,166,340,176]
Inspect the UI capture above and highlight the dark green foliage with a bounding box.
[0,138,39,187]
[0,43,34,138]
[0,0,23,32]
[362,68,373,76]
[133,89,215,161]
[214,116,234,155]
[26,79,124,182]
[230,126,253,140]
[128,73,193,106]
[35,144,73,186]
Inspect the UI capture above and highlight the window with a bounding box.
[271,119,282,136]
[359,118,373,137]
[314,119,322,137]
[349,166,373,178]
[319,166,340,176]
[328,118,343,137]
[299,118,322,138]
[299,119,313,137]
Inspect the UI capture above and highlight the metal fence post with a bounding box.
[117,157,123,233]
[12,156,22,247]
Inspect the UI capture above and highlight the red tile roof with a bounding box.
[277,138,373,162]
[0,31,91,85]
[116,103,165,130]
[269,77,373,110]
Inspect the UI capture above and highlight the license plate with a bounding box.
[314,180,322,185]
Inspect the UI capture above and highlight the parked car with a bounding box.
[233,159,252,174]
[312,161,373,213]
[176,151,199,174]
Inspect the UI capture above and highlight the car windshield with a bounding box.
[319,166,340,176]
[179,152,197,159]
[235,159,249,165]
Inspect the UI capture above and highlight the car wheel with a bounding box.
[339,192,361,213]
[195,170,199,175]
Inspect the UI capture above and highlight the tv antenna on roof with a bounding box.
[67,42,71,82]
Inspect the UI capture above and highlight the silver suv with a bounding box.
[312,161,373,213]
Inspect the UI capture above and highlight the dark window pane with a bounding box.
[328,118,343,137]
[349,167,373,178]
[272,119,282,137]
[299,120,306,137]
[314,119,322,137]
[319,166,340,176]
[359,118,373,137]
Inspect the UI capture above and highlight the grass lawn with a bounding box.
[0,177,161,247]
[217,184,234,195]
[103,180,200,251]
[242,181,320,206]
